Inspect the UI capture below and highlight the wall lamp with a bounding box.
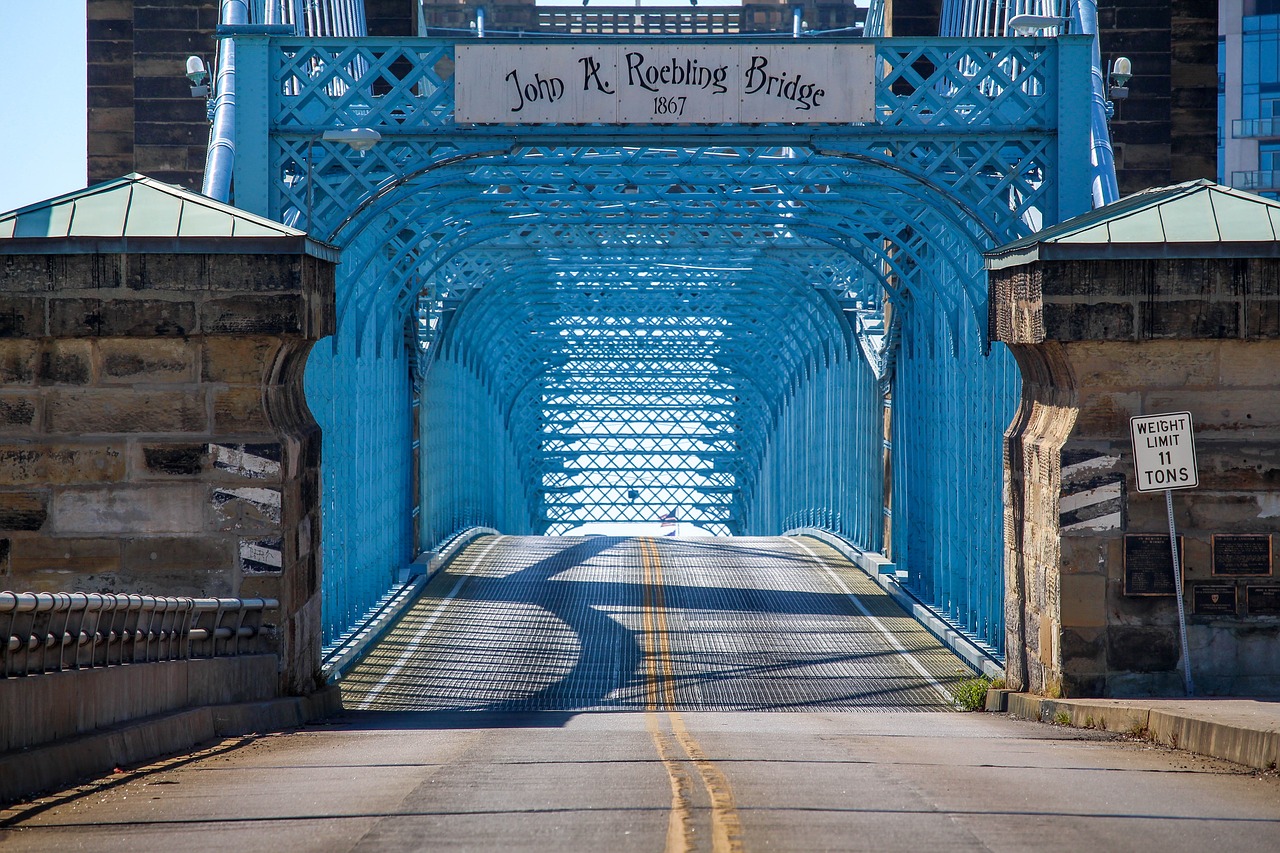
[1008,14,1067,35]
[323,128,383,154]
[1109,56,1132,100]
[185,56,210,98]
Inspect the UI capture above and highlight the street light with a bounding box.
[322,128,382,154]
[1008,14,1066,35]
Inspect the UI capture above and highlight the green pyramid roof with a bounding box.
[986,180,1280,269]
[0,174,336,260]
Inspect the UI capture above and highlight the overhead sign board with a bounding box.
[455,44,876,125]
[1129,411,1198,493]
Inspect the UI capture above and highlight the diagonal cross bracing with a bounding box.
[234,30,1099,654]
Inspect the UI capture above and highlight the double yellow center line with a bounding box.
[639,538,744,853]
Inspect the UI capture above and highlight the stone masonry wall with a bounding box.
[88,1,222,192]
[0,250,334,695]
[993,257,1280,697]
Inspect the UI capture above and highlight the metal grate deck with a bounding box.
[339,536,972,712]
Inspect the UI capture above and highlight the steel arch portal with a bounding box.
[227,33,1096,655]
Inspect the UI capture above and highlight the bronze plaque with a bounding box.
[1212,534,1272,577]
[1192,584,1238,616]
[1123,534,1182,596]
[1246,586,1280,616]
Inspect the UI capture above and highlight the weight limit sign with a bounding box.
[1129,411,1198,493]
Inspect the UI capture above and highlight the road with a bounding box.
[2,536,1277,851]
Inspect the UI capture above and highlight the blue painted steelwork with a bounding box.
[212,3,1112,652]
[203,0,367,202]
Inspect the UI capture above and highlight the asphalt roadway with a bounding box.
[2,536,1277,851]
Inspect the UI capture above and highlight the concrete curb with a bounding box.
[321,527,498,681]
[1006,693,1280,771]
[785,528,1004,680]
[0,685,343,807]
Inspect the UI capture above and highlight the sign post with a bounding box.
[1129,411,1198,695]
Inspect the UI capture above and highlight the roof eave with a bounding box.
[989,241,1280,269]
[0,235,341,263]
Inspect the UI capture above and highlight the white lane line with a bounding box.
[353,535,507,710]
[787,537,957,707]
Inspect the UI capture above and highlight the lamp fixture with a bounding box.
[1008,14,1066,35]
[1109,56,1132,100]
[185,56,210,98]
[323,128,383,154]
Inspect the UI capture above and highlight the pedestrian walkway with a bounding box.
[1006,694,1280,771]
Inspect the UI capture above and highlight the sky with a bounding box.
[0,1,86,213]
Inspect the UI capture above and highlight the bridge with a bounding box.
[217,0,1105,670]
[4,0,1280,839]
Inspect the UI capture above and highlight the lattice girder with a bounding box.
[238,31,1095,536]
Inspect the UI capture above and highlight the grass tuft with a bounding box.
[952,676,992,712]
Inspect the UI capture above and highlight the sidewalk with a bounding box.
[1003,693,1280,771]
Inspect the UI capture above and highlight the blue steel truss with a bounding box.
[215,5,1106,658]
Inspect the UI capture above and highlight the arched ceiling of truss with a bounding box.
[316,144,1012,532]
[269,34,1079,530]
[322,145,1011,356]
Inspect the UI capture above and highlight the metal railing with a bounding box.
[2,592,277,678]
[1232,118,1280,139]
[1232,170,1280,192]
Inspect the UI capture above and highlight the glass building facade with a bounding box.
[1222,0,1280,198]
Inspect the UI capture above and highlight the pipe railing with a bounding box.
[1,592,277,678]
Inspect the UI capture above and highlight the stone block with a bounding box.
[1194,442,1280,490]
[238,574,283,602]
[134,120,204,147]
[1245,299,1280,339]
[45,389,206,434]
[0,296,43,337]
[1180,535,1212,579]
[1043,302,1137,341]
[0,492,49,531]
[86,105,135,133]
[0,340,36,385]
[0,444,126,485]
[98,338,194,383]
[1073,390,1142,436]
[86,0,133,20]
[1143,298,1241,339]
[38,339,94,385]
[212,386,270,432]
[212,485,282,531]
[202,295,305,335]
[1067,340,1219,390]
[1107,625,1180,673]
[1060,534,1112,576]
[1189,494,1280,530]
[1061,626,1106,670]
[116,540,235,596]
[8,536,123,578]
[49,298,196,337]
[134,144,190,173]
[122,536,235,573]
[202,337,280,383]
[1145,389,1280,431]
[0,393,39,432]
[206,441,284,482]
[1060,573,1108,628]
[86,18,132,40]
[134,6,203,29]
[48,485,206,535]
[140,443,208,476]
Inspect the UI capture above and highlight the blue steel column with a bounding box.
[1056,35,1097,220]
[228,34,271,217]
